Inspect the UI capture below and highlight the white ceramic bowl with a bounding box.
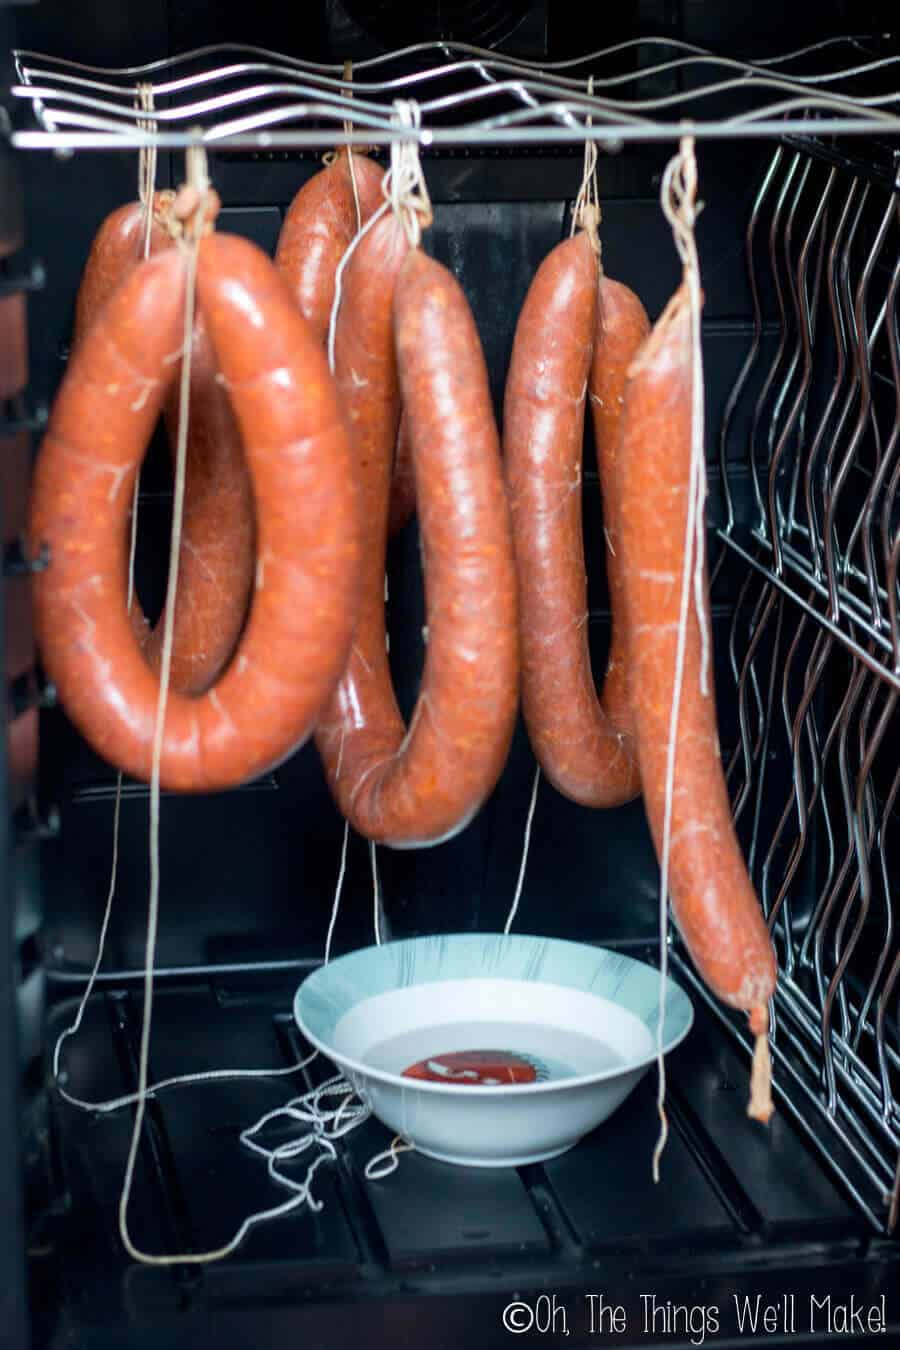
[294,933,693,1167]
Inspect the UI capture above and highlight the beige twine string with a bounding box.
[658,142,772,1126]
[504,765,541,935]
[321,61,367,233]
[342,62,362,235]
[386,100,433,249]
[327,99,431,372]
[660,139,711,697]
[116,145,244,1265]
[136,83,157,262]
[116,146,406,1260]
[51,139,386,1233]
[571,76,601,258]
[650,136,711,1183]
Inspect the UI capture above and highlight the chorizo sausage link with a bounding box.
[616,283,776,1029]
[313,213,408,817]
[73,192,255,696]
[503,231,642,807]
[73,193,174,340]
[316,234,519,846]
[275,150,385,346]
[589,276,651,747]
[274,153,419,539]
[30,236,360,791]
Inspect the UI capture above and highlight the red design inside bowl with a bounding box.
[402,1049,541,1086]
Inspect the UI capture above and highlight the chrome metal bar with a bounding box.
[12,121,900,151]
[7,37,900,150]
[720,534,900,688]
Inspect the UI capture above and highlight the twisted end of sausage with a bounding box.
[156,186,222,243]
[618,273,777,1119]
[748,1005,774,1124]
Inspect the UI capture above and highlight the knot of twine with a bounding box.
[660,136,703,285]
[385,99,433,249]
[162,142,217,248]
[572,76,601,259]
[327,97,434,373]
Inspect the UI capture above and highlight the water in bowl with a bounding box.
[364,1020,628,1086]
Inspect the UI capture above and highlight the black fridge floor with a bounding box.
[32,954,900,1350]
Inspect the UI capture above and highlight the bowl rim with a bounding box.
[293,933,695,1098]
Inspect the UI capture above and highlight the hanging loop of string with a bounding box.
[326,98,432,372]
[343,61,362,233]
[660,135,711,696]
[571,77,600,257]
[322,61,363,232]
[117,142,215,1265]
[114,143,397,1262]
[650,135,711,1183]
[53,129,432,1264]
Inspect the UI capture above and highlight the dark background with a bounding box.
[1,2,898,1347]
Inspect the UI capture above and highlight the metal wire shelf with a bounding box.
[7,34,900,153]
[718,138,900,1232]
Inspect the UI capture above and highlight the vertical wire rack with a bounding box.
[711,134,900,1233]
[4,32,900,1232]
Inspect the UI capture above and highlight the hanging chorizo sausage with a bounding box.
[30,230,361,791]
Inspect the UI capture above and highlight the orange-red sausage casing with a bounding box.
[388,412,416,537]
[503,231,642,807]
[275,150,385,346]
[315,231,519,847]
[274,152,417,540]
[590,275,652,747]
[616,281,776,1054]
[73,192,255,696]
[73,193,174,339]
[30,235,360,791]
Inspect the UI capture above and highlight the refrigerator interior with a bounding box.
[1,1,898,1346]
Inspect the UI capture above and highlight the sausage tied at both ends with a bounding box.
[30,234,361,791]
[73,190,255,696]
[503,229,646,808]
[315,219,520,848]
[274,150,423,541]
[616,281,777,1113]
